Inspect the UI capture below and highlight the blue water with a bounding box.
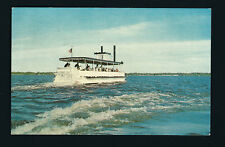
[11,75,210,135]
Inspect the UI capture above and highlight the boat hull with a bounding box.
[53,67,126,84]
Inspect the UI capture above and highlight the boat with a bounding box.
[53,45,126,84]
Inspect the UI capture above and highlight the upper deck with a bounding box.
[59,57,123,66]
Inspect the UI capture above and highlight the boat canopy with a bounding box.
[59,57,123,65]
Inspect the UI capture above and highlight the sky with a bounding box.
[12,8,211,73]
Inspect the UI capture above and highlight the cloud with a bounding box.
[11,16,210,51]
[115,40,211,73]
[11,17,211,72]
[12,40,211,73]
[11,21,154,50]
[98,22,150,36]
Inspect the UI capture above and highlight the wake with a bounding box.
[11,82,62,91]
[11,81,124,91]
[11,92,209,135]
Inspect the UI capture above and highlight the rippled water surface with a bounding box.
[11,75,210,135]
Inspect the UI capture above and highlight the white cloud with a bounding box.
[12,40,211,73]
[11,20,211,72]
[98,22,150,36]
[117,40,211,73]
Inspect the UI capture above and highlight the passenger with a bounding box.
[95,64,98,71]
[100,65,103,71]
[64,62,70,67]
[75,63,80,69]
[115,69,119,72]
[86,64,90,71]
[64,63,67,67]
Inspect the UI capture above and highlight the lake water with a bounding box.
[11,75,210,135]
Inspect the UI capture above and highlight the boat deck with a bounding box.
[59,57,123,65]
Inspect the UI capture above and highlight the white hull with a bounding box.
[53,67,126,84]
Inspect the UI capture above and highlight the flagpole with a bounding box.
[71,48,73,57]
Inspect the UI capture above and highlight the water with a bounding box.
[11,75,210,135]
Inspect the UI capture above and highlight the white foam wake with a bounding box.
[11,82,83,91]
[11,92,204,135]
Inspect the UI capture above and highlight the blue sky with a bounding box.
[12,8,211,73]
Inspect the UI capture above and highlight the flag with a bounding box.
[69,48,72,53]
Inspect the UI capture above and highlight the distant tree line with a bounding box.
[11,72,54,75]
[125,72,210,76]
[11,72,210,76]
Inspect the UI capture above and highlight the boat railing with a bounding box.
[58,66,120,72]
[80,67,120,72]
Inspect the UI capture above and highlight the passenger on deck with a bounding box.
[86,64,90,71]
[100,65,103,71]
[75,63,80,69]
[95,64,99,71]
[95,64,98,71]
[64,62,70,67]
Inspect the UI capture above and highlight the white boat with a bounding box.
[53,45,126,84]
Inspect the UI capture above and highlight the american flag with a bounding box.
[68,48,72,53]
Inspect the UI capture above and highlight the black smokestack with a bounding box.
[101,46,103,53]
[113,45,116,62]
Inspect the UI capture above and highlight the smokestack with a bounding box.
[101,46,103,53]
[113,45,116,62]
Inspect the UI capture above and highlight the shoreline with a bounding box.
[11,72,55,75]
[126,73,210,76]
[11,72,210,76]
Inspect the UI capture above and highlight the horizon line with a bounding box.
[11,71,211,73]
